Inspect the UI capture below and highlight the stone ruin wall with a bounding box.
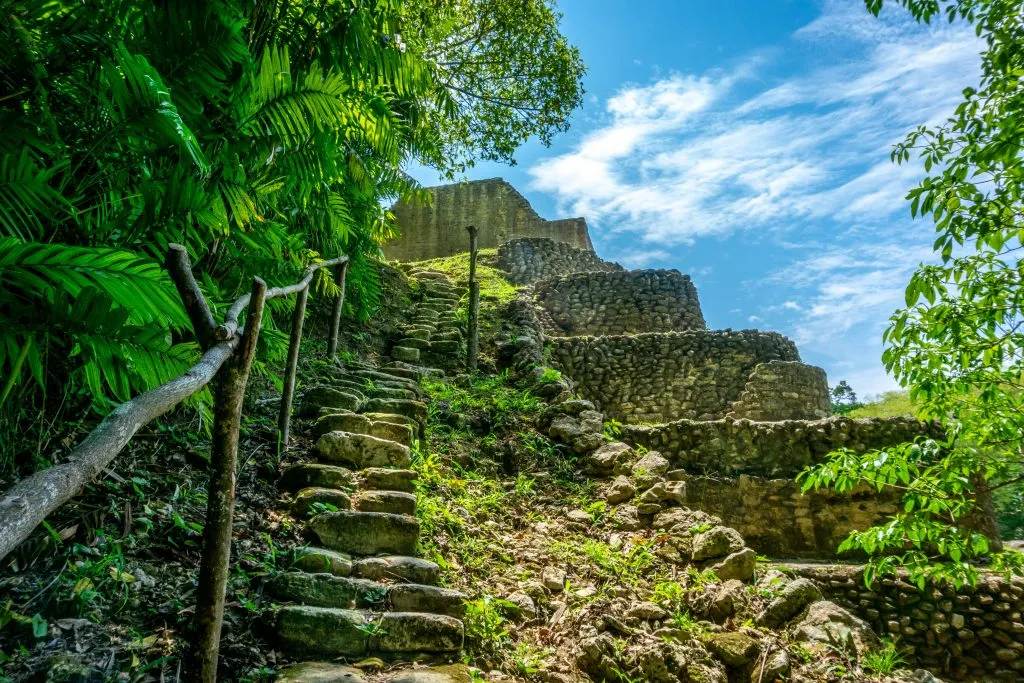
[620,415,941,478]
[547,330,804,424]
[385,179,593,261]
[497,237,622,285]
[534,269,706,336]
[664,473,901,558]
[790,564,1024,682]
[727,360,831,421]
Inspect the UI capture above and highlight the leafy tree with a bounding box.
[829,380,862,414]
[406,0,586,174]
[801,0,1024,587]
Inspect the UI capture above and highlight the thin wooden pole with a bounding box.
[327,261,349,359]
[193,277,267,683]
[278,283,309,450]
[466,225,480,372]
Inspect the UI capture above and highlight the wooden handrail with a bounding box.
[0,243,351,681]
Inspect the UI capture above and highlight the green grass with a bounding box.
[410,249,519,305]
[847,390,918,418]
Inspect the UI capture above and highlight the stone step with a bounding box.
[282,553,450,592]
[361,412,419,431]
[278,662,472,683]
[292,487,351,516]
[428,340,460,354]
[370,386,420,401]
[355,489,417,516]
[271,573,465,617]
[270,572,388,610]
[391,346,421,363]
[281,463,355,492]
[307,511,419,556]
[276,607,464,656]
[330,378,371,397]
[352,555,439,585]
[401,327,433,340]
[347,369,421,393]
[363,398,428,424]
[435,324,462,336]
[397,337,431,350]
[313,413,413,448]
[315,431,411,469]
[412,308,440,320]
[359,468,418,493]
[410,269,449,280]
[431,330,462,343]
[300,386,362,416]
[293,547,353,576]
[382,364,445,381]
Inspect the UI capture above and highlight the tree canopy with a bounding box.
[801,0,1024,586]
[0,0,584,479]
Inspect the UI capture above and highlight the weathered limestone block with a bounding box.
[370,612,464,653]
[301,386,362,416]
[315,431,411,469]
[270,573,387,609]
[355,490,417,516]
[307,511,419,556]
[293,547,353,576]
[281,463,355,492]
[292,487,351,516]
[352,555,439,585]
[275,606,371,656]
[388,585,467,618]
[359,468,418,493]
[727,361,832,421]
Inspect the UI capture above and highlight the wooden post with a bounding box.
[327,261,349,359]
[193,277,267,683]
[466,225,480,372]
[278,283,309,451]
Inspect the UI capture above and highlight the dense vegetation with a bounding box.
[804,0,1024,586]
[0,0,584,483]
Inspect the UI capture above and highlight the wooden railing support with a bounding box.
[194,277,268,683]
[466,225,480,372]
[327,261,349,359]
[278,282,309,451]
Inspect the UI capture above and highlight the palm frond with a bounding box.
[0,150,68,240]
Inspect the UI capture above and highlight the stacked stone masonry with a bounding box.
[386,178,592,261]
[534,269,706,336]
[497,237,623,285]
[620,415,942,477]
[789,564,1024,682]
[727,360,832,421]
[548,330,805,423]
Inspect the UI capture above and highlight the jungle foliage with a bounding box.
[802,0,1024,586]
[0,0,583,479]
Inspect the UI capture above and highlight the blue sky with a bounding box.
[409,0,984,397]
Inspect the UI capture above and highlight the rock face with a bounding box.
[726,360,831,421]
[496,236,620,285]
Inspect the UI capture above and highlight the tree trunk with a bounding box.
[192,278,267,683]
[466,225,480,372]
[327,261,349,359]
[278,283,309,450]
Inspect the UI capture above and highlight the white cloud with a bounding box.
[528,4,981,245]
[613,248,671,269]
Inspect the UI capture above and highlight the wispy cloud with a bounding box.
[528,2,981,246]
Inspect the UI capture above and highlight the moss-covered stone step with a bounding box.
[391,346,421,363]
[431,330,462,342]
[270,572,388,609]
[315,431,411,469]
[374,366,427,382]
[347,369,421,392]
[313,413,413,447]
[355,490,417,516]
[397,337,431,350]
[351,555,438,585]
[291,550,440,585]
[401,327,434,340]
[276,607,464,656]
[278,662,473,683]
[361,412,418,431]
[292,487,352,516]
[307,511,419,556]
[271,573,464,617]
[300,386,362,416]
[362,398,428,424]
[281,463,355,492]
[359,468,418,493]
[428,340,460,354]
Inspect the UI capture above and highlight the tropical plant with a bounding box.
[0,0,446,475]
[801,0,1024,587]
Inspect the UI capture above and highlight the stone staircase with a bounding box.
[390,269,466,369]
[273,271,470,681]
